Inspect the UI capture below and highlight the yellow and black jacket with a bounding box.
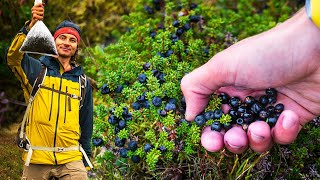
[6,24,93,167]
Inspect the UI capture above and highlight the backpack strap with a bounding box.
[79,74,87,109]
[31,64,47,97]
[18,64,47,144]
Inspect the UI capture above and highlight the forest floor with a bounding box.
[0,123,24,180]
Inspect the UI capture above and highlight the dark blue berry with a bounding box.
[115,85,123,93]
[236,118,244,125]
[171,33,178,40]
[229,96,241,108]
[266,106,275,115]
[218,93,229,104]
[101,84,111,94]
[274,103,284,113]
[213,109,223,119]
[137,92,146,102]
[259,95,269,107]
[190,3,198,10]
[118,120,127,130]
[267,116,278,127]
[266,88,277,97]
[244,96,255,107]
[144,143,153,152]
[173,20,180,27]
[259,110,269,120]
[194,115,205,126]
[109,107,115,114]
[165,50,173,57]
[181,96,186,107]
[128,140,138,151]
[150,32,156,38]
[92,138,103,146]
[132,101,141,110]
[152,96,162,107]
[223,122,233,131]
[114,126,120,134]
[236,105,247,117]
[228,108,237,120]
[158,109,167,117]
[204,111,215,121]
[142,100,150,109]
[157,23,165,30]
[158,145,167,153]
[119,148,129,158]
[131,155,141,163]
[168,98,177,105]
[178,118,190,125]
[143,62,151,70]
[243,111,254,124]
[251,102,263,114]
[144,6,154,14]
[267,95,277,105]
[182,23,190,31]
[157,73,165,83]
[176,28,184,36]
[189,15,200,22]
[115,137,126,147]
[211,121,222,132]
[138,74,147,83]
[164,103,176,111]
[123,113,132,121]
[108,115,118,125]
[118,120,126,130]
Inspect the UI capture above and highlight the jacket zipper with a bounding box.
[64,86,68,123]
[53,76,63,165]
[48,84,54,121]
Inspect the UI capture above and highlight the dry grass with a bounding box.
[0,123,24,180]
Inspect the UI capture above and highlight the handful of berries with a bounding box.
[200,88,284,132]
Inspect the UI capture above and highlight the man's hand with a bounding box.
[29,3,45,29]
[181,7,320,154]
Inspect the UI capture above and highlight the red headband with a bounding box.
[53,27,81,44]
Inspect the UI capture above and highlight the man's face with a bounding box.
[55,33,78,58]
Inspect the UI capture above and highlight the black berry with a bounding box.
[211,121,222,132]
[92,138,103,146]
[128,140,138,151]
[144,143,153,152]
[194,115,205,126]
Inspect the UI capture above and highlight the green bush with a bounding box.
[84,0,319,179]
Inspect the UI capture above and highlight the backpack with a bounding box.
[16,64,87,149]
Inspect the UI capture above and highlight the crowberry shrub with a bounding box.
[85,0,316,179]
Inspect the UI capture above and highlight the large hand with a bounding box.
[181,7,320,154]
[29,2,45,29]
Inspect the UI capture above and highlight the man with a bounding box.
[6,2,93,179]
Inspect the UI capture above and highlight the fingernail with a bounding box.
[250,131,264,143]
[282,115,297,129]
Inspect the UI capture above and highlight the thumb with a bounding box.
[271,110,301,144]
[180,66,211,121]
[180,56,230,121]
